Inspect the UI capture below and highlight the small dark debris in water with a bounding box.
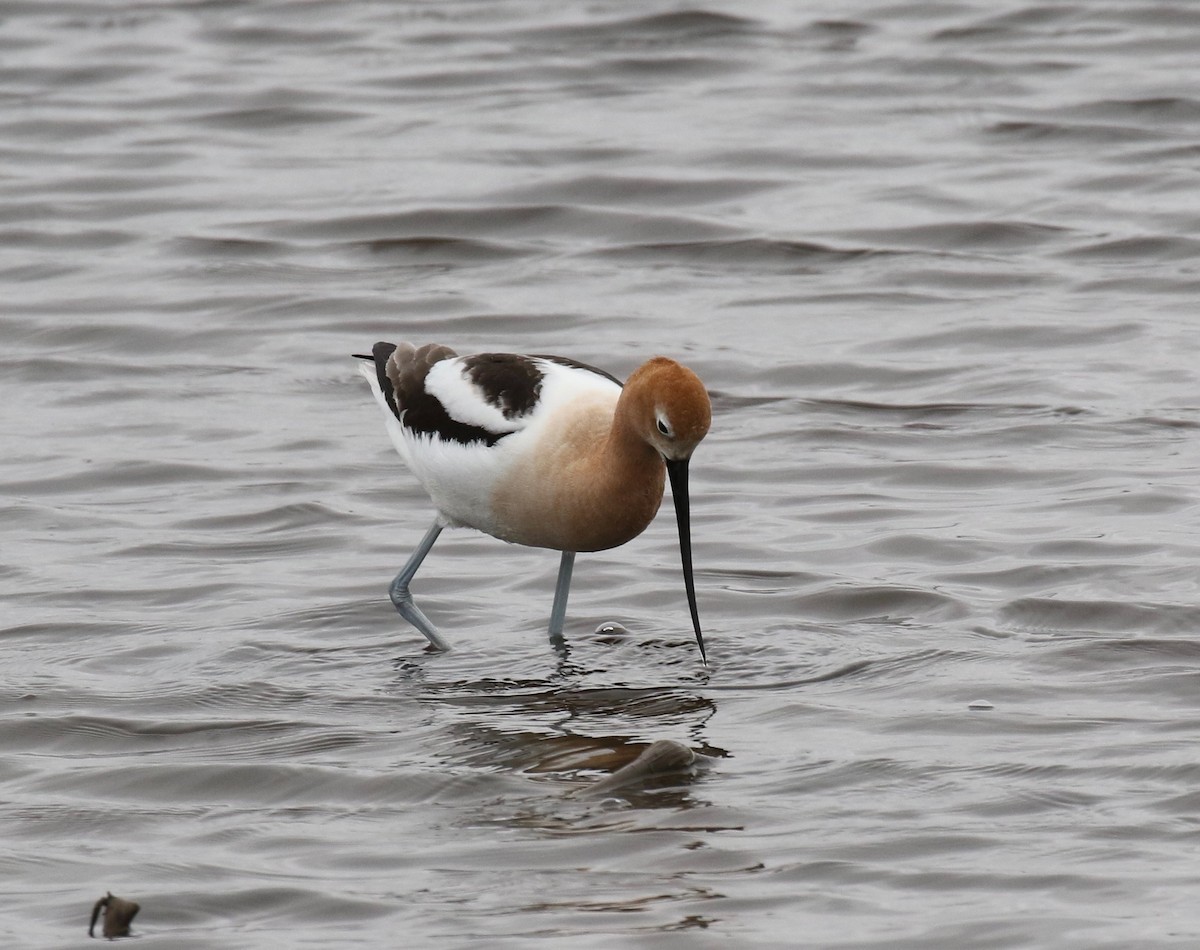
[89,892,139,939]
[968,699,994,711]
[585,739,696,796]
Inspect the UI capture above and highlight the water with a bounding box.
[3,1,1200,946]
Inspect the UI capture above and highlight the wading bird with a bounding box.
[355,342,711,661]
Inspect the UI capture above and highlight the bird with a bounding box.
[354,342,712,661]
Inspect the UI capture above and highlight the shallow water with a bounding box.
[3,1,1200,946]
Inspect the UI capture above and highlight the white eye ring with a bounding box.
[656,415,672,437]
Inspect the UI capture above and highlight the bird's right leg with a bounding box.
[388,518,451,651]
[547,550,576,645]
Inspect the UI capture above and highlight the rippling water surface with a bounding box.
[4,1,1200,946]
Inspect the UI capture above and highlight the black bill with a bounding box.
[666,458,707,664]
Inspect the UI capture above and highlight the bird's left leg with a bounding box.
[388,518,451,651]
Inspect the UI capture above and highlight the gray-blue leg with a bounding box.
[388,518,451,651]
[548,550,575,643]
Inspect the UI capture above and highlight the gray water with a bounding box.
[4,1,1200,946]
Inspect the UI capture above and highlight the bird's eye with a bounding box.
[656,418,671,436]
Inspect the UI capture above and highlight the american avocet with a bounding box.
[355,342,712,661]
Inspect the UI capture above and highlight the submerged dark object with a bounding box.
[586,739,697,796]
[89,892,139,939]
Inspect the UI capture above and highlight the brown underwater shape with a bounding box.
[585,739,697,796]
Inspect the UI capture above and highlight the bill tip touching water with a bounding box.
[354,342,711,662]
